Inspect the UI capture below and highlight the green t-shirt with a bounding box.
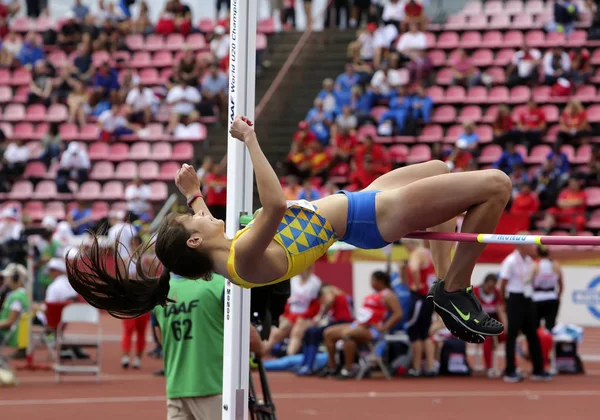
[0,287,29,348]
[153,275,225,399]
[37,240,61,288]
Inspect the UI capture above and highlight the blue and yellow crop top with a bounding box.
[227,200,338,288]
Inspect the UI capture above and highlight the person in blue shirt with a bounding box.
[92,62,120,103]
[378,87,411,135]
[305,99,334,144]
[17,32,44,69]
[316,78,339,114]
[493,142,525,175]
[545,142,570,174]
[297,179,321,201]
[67,201,94,235]
[410,85,433,124]
[344,86,372,122]
[457,121,480,151]
[335,63,360,93]
[72,0,90,19]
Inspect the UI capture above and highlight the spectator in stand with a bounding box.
[72,44,93,82]
[52,63,81,105]
[331,126,357,164]
[350,155,378,189]
[517,99,547,148]
[166,0,193,36]
[28,60,53,105]
[174,111,203,140]
[91,61,120,105]
[131,1,153,34]
[547,0,579,37]
[327,0,350,29]
[166,80,201,134]
[98,103,137,142]
[533,159,565,209]
[0,139,28,182]
[321,182,338,197]
[410,85,433,124]
[307,142,332,180]
[293,121,317,149]
[446,138,474,172]
[17,32,44,69]
[451,49,481,88]
[371,61,405,99]
[543,47,571,86]
[492,105,516,146]
[125,79,158,125]
[510,182,540,217]
[282,175,302,200]
[557,99,591,145]
[72,0,89,19]
[583,146,600,185]
[403,0,426,31]
[56,142,90,193]
[174,48,203,87]
[546,142,570,175]
[203,160,227,221]
[335,63,361,95]
[457,121,479,151]
[354,134,390,174]
[44,258,78,304]
[125,178,152,222]
[347,85,372,125]
[322,271,402,379]
[569,48,592,85]
[493,142,525,175]
[349,23,377,64]
[317,78,338,114]
[349,0,371,28]
[407,49,434,85]
[381,0,405,27]
[509,163,530,194]
[377,85,411,135]
[67,201,93,235]
[306,99,334,145]
[506,44,542,87]
[0,31,22,67]
[333,106,358,138]
[298,178,321,201]
[201,63,228,121]
[40,123,63,170]
[396,22,427,59]
[59,11,84,51]
[210,26,230,70]
[284,142,311,180]
[544,177,587,232]
[67,79,89,127]
[2,0,19,17]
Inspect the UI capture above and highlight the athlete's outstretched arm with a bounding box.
[175,163,214,217]
[230,116,287,258]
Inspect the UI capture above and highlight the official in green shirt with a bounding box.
[0,263,29,350]
[153,273,264,420]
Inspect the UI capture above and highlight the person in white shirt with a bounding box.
[1,139,28,179]
[506,45,542,87]
[370,62,404,97]
[0,206,23,246]
[530,246,563,331]
[125,79,158,125]
[125,177,152,221]
[264,265,322,356]
[45,258,77,303]
[107,210,137,258]
[499,239,551,383]
[56,141,90,192]
[210,25,230,61]
[166,82,201,133]
[543,47,571,85]
[349,23,377,63]
[382,0,405,26]
[174,110,202,140]
[396,22,427,56]
[98,103,137,141]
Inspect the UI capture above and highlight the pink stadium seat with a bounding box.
[24,201,44,221]
[23,161,46,178]
[468,15,488,30]
[425,32,436,48]
[198,18,215,34]
[59,123,79,141]
[487,67,506,84]
[459,31,482,49]
[515,144,528,159]
[432,105,456,123]
[150,142,172,161]
[508,86,531,104]
[46,201,65,220]
[357,125,376,141]
[139,68,160,86]
[489,14,510,29]
[8,180,34,200]
[0,69,9,85]
[11,68,32,86]
[418,124,443,143]
[503,31,524,48]
[80,124,100,141]
[525,30,545,48]
[541,105,559,122]
[532,85,551,102]
[114,161,138,180]
[24,141,42,159]
[129,142,151,160]
[575,85,596,102]
[113,51,131,62]
[139,161,160,180]
[585,187,600,207]
[13,122,34,140]
[586,209,600,229]
[10,16,31,32]
[462,1,482,16]
[3,104,25,122]
[25,104,46,122]
[572,144,592,165]
[158,162,180,181]
[165,33,185,51]
[13,86,28,104]
[488,86,509,103]
[48,50,67,68]
[505,0,523,15]
[458,105,482,123]
[443,124,463,143]
[172,143,194,161]
[544,31,566,48]
[102,181,124,200]
[186,33,208,50]
[91,202,109,220]
[427,49,446,67]
[567,30,587,47]
[159,68,172,84]
[483,0,503,15]
[425,86,444,103]
[560,144,576,162]
[107,143,129,162]
[90,161,114,181]
[47,104,68,122]
[471,49,493,67]
[475,125,493,143]
[543,124,560,143]
[370,106,388,122]
[587,104,600,122]
[478,144,502,164]
[436,32,459,49]
[257,33,267,51]
[92,50,110,67]
[130,51,152,68]
[407,145,432,164]
[527,145,552,164]
[525,0,545,14]
[149,182,168,201]
[153,51,173,68]
[591,48,600,65]
[388,145,409,164]
[435,68,453,85]
[444,14,466,30]
[88,142,109,161]
[258,18,276,35]
[0,86,12,103]
[144,34,164,51]
[33,180,57,200]
[465,86,487,104]
[0,122,12,138]
[141,123,166,141]
[512,14,534,30]
[444,85,466,102]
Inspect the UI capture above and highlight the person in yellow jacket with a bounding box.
[0,263,29,359]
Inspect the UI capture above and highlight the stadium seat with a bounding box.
[0,122,12,138]
[586,209,600,229]
[92,202,110,220]
[24,141,42,159]
[172,143,194,161]
[443,124,463,143]
[486,67,505,84]
[527,145,552,164]
[508,86,531,104]
[149,181,168,201]
[428,50,446,67]
[483,0,502,15]
[532,85,551,102]
[465,86,487,104]
[258,18,276,35]
[505,0,523,15]
[475,125,493,143]
[130,51,152,68]
[525,30,545,48]
[0,86,12,103]
[489,14,510,29]
[113,51,131,62]
[144,34,164,51]
[107,143,129,162]
[3,104,25,122]
[129,142,151,160]
[370,106,388,122]
[13,86,28,103]
[25,104,46,122]
[140,123,167,141]
[33,180,58,200]
[92,50,110,67]
[572,144,592,165]
[13,122,34,140]
[541,105,559,122]
[478,144,502,164]
[560,144,576,162]
[488,86,509,103]
[186,33,208,50]
[458,105,482,123]
[24,201,44,221]
[425,32,437,48]
[432,105,456,123]
[544,31,566,48]
[388,144,409,163]
[47,104,68,122]
[11,68,32,86]
[525,0,545,14]
[444,85,466,102]
[503,30,524,48]
[435,68,453,85]
[114,161,138,180]
[139,68,160,86]
[153,51,173,68]
[197,18,215,34]
[407,144,432,164]
[585,187,600,207]
[514,144,528,159]
[138,161,160,181]
[418,124,443,143]
[543,124,560,143]
[46,201,66,220]
[436,32,459,49]
[425,86,444,103]
[567,30,587,47]
[23,161,46,178]
[150,142,172,161]
[0,69,9,85]
[575,85,596,102]
[512,14,534,30]
[357,124,377,141]
[8,180,34,200]
[444,14,466,30]
[10,16,31,32]
[460,31,482,49]
[468,15,488,30]
[80,124,100,141]
[102,181,124,200]
[471,49,493,67]
[90,161,115,181]
[88,142,109,161]
[165,33,185,51]
[462,1,482,16]
[158,162,180,181]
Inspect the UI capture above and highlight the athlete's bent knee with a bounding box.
[428,159,451,175]
[487,169,512,199]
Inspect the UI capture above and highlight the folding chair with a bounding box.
[54,303,102,382]
[39,302,72,361]
[356,331,411,380]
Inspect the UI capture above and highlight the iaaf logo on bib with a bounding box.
[572,276,600,320]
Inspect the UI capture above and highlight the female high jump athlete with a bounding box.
[67,116,511,343]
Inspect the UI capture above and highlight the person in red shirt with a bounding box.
[517,99,546,148]
[353,135,391,174]
[557,99,591,145]
[569,48,592,86]
[349,155,379,190]
[293,121,317,149]
[203,160,227,221]
[545,177,587,232]
[284,142,311,180]
[403,0,426,31]
[493,105,516,146]
[308,142,332,180]
[332,128,358,163]
[510,183,540,217]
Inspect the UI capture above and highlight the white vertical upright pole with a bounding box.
[223,0,257,419]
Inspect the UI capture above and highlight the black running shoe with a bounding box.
[426,279,440,300]
[432,280,504,344]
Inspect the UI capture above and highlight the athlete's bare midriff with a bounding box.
[310,193,349,239]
